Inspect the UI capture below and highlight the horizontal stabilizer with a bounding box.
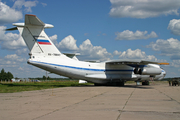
[5,27,17,31]
[24,14,54,28]
[25,14,44,26]
[63,53,80,60]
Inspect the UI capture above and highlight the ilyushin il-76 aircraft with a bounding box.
[7,14,169,86]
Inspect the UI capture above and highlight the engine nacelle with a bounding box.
[134,67,162,75]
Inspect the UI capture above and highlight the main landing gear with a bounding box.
[142,80,149,85]
[94,81,125,86]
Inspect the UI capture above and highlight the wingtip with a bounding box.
[158,63,169,65]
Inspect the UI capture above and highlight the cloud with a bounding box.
[97,31,107,36]
[2,36,26,50]
[57,35,79,51]
[167,19,180,35]
[115,49,162,62]
[16,48,29,55]
[119,49,147,59]
[79,39,112,61]
[5,54,19,59]
[0,26,19,41]
[54,35,112,61]
[0,54,26,67]
[147,38,180,59]
[0,2,22,25]
[41,2,47,7]
[115,30,158,40]
[13,0,38,12]
[5,54,26,62]
[0,26,26,50]
[109,0,180,18]
[113,50,121,56]
[171,60,180,67]
[49,34,58,43]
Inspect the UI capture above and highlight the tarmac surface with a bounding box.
[0,82,180,120]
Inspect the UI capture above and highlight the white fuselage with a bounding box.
[28,54,166,84]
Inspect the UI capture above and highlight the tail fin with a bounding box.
[9,14,61,55]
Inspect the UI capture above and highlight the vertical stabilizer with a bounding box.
[13,14,61,55]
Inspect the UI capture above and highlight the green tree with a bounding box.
[0,69,6,81]
[0,69,14,81]
[43,75,46,80]
[7,72,14,80]
[47,76,50,80]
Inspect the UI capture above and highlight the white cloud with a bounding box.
[119,49,146,59]
[0,54,26,66]
[18,67,24,71]
[16,48,29,55]
[5,54,19,59]
[0,26,26,50]
[171,60,180,67]
[113,50,121,56]
[4,37,26,49]
[49,34,58,43]
[115,30,158,40]
[0,2,22,25]
[54,35,112,61]
[116,49,161,62]
[41,2,47,7]
[57,35,79,51]
[147,38,180,59]
[169,60,180,68]
[109,0,180,18]
[0,26,19,41]
[167,19,180,35]
[13,0,38,12]
[1,35,26,50]
[0,54,29,78]
[79,39,112,61]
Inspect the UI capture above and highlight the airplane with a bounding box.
[6,14,169,86]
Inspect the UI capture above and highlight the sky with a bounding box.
[0,0,180,78]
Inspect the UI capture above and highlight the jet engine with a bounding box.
[134,67,161,75]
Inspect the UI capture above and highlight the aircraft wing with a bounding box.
[105,59,169,65]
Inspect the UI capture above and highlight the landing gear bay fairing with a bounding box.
[7,14,169,85]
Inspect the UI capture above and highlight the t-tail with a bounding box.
[6,14,61,56]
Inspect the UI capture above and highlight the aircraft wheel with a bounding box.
[94,83,103,86]
[142,81,149,85]
[118,82,124,86]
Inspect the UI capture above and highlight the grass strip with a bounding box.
[0,81,92,93]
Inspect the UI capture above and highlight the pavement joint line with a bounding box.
[116,87,136,120]
[32,87,118,120]
[154,87,180,105]
[120,110,180,114]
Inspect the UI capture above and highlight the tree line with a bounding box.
[0,69,14,81]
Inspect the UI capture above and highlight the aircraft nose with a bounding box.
[162,69,166,77]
